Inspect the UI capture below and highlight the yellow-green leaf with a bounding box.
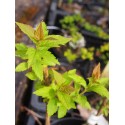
[25,71,37,80]
[87,84,109,99]
[15,62,28,72]
[52,70,65,84]
[58,105,67,118]
[57,91,76,110]
[16,22,34,37]
[32,62,43,81]
[47,98,58,116]
[33,86,54,99]
[75,95,91,109]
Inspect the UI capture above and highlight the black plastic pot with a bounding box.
[80,29,108,48]
[51,0,107,11]
[27,117,86,125]
[30,83,46,118]
[61,0,107,6]
[46,9,108,48]
[51,117,86,125]
[72,59,96,79]
[27,116,45,125]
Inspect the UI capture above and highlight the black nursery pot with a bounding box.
[27,117,85,125]
[72,59,96,79]
[51,117,86,125]
[46,0,109,47]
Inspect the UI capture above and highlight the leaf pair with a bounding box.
[16,22,48,42]
[16,22,71,49]
[87,84,109,99]
[87,63,109,99]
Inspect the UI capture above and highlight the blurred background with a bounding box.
[15,0,109,125]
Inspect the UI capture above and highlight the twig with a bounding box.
[21,106,43,125]
[96,98,107,116]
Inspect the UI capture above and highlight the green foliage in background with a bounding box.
[64,47,95,63]
[64,49,77,63]
[60,14,109,39]
[96,43,109,64]
[81,47,94,60]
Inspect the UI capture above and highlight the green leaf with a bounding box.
[16,22,49,43]
[40,50,60,66]
[33,86,55,99]
[41,22,48,37]
[75,95,91,109]
[64,49,77,63]
[73,84,81,95]
[68,74,86,88]
[15,62,28,72]
[63,79,72,85]
[16,43,28,50]
[26,47,44,80]
[52,70,65,84]
[57,91,76,110]
[26,47,36,68]
[97,77,109,87]
[87,84,109,99]
[15,43,28,59]
[16,22,34,38]
[47,98,58,116]
[29,37,38,44]
[39,35,71,49]
[62,72,72,85]
[25,71,37,80]
[66,70,86,88]
[58,105,67,118]
[32,62,43,81]
[74,83,81,90]
[63,70,86,88]
[68,69,76,75]
[50,82,58,91]
[16,50,28,59]
[87,77,94,84]
[63,69,76,81]
[34,80,44,90]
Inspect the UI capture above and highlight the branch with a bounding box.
[96,98,108,116]
[21,106,43,125]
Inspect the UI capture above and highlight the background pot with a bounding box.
[51,117,86,125]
